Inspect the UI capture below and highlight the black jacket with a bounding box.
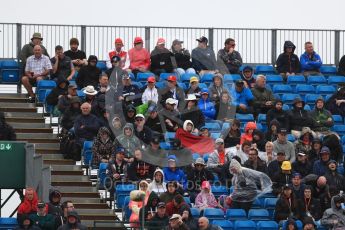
[0,112,16,140]
[76,65,101,89]
[186,168,214,192]
[338,55,345,76]
[134,125,153,145]
[292,161,313,178]
[288,106,314,131]
[61,107,81,130]
[150,47,174,73]
[172,48,192,70]
[159,86,185,111]
[127,159,155,181]
[46,78,69,106]
[299,197,322,221]
[274,194,301,222]
[266,107,289,130]
[276,41,301,74]
[244,157,267,174]
[180,106,205,130]
[325,170,345,195]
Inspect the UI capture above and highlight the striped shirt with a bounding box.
[25,54,52,75]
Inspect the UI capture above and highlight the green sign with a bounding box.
[0,142,26,189]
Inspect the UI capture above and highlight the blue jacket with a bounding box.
[163,167,187,189]
[230,87,254,107]
[312,159,329,176]
[300,51,322,72]
[198,97,216,119]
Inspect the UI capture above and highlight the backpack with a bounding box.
[59,129,81,161]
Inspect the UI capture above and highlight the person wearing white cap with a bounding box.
[181,94,205,131]
[134,114,153,145]
[150,38,174,77]
[169,214,189,230]
[159,98,181,132]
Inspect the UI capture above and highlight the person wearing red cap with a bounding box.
[150,38,174,78]
[142,76,158,105]
[128,37,151,76]
[159,75,185,111]
[106,38,128,69]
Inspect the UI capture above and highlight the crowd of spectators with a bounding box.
[12,32,345,229]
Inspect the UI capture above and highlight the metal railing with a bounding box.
[1,22,345,65]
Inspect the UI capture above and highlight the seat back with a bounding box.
[226,209,247,221]
[212,220,233,230]
[234,220,256,230]
[203,208,224,220]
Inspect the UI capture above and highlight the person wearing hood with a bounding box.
[114,123,141,157]
[150,38,174,77]
[265,119,280,142]
[185,76,202,98]
[145,104,163,134]
[300,41,322,77]
[127,149,155,181]
[308,138,322,165]
[215,91,235,122]
[163,155,187,190]
[15,214,41,230]
[139,191,160,225]
[91,127,114,166]
[292,152,312,178]
[186,158,214,202]
[273,128,296,162]
[50,45,75,81]
[191,36,218,75]
[229,159,272,212]
[312,146,331,176]
[17,188,39,223]
[195,181,220,211]
[60,96,81,131]
[322,133,343,163]
[159,75,185,111]
[74,102,102,145]
[321,194,345,229]
[221,119,241,148]
[288,97,315,138]
[29,202,56,230]
[46,77,69,114]
[181,94,205,131]
[208,73,228,103]
[76,55,102,89]
[251,75,275,115]
[325,160,345,195]
[240,122,257,144]
[338,54,345,76]
[148,168,167,197]
[230,79,254,114]
[217,38,243,74]
[244,147,267,173]
[0,111,16,140]
[295,127,314,156]
[266,99,290,130]
[240,65,256,89]
[283,218,299,230]
[47,190,63,228]
[124,104,137,123]
[274,185,301,223]
[198,88,216,120]
[128,37,151,76]
[300,185,322,222]
[325,84,345,118]
[275,41,301,80]
[57,211,87,230]
[310,97,334,136]
[134,114,153,145]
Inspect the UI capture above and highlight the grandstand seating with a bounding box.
[328,75,345,86]
[332,125,345,135]
[97,163,108,189]
[266,75,283,85]
[36,80,56,103]
[115,184,136,209]
[281,93,299,105]
[235,113,254,123]
[315,85,336,95]
[307,75,327,85]
[203,208,225,221]
[320,65,337,75]
[247,209,270,222]
[226,209,247,221]
[224,74,241,83]
[255,65,275,75]
[273,84,293,95]
[333,115,343,125]
[256,221,279,230]
[263,198,278,219]
[82,140,93,166]
[234,220,257,230]
[212,220,233,230]
[137,72,155,83]
[287,75,305,86]
[201,73,214,83]
[190,207,201,219]
[0,60,20,83]
[211,185,228,198]
[0,217,18,229]
[96,61,107,71]
[160,72,175,81]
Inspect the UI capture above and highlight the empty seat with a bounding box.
[211,185,228,198]
[256,221,279,230]
[36,80,57,103]
[234,220,256,230]
[224,74,241,82]
[203,208,224,220]
[333,115,343,125]
[181,73,198,83]
[320,65,337,75]
[281,94,299,105]
[307,75,327,85]
[0,217,18,229]
[97,163,108,189]
[247,209,270,221]
[251,198,263,209]
[226,209,247,221]
[131,81,143,89]
[0,60,20,83]
[205,122,221,131]
[210,132,221,139]
[328,75,345,85]
[273,84,293,94]
[137,72,155,83]
[164,132,176,140]
[263,198,278,219]
[265,75,283,85]
[201,73,214,83]
[332,125,345,135]
[316,85,336,95]
[255,65,275,75]
[295,84,315,95]
[287,75,306,85]
[198,83,208,89]
[155,81,166,89]
[190,207,201,218]
[235,113,254,122]
[257,114,266,125]
[116,184,137,209]
[212,220,233,230]
[305,94,321,106]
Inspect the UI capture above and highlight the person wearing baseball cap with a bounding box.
[292,151,312,178]
[128,37,150,76]
[148,201,169,227]
[192,36,218,75]
[64,38,87,69]
[151,37,174,77]
[185,76,201,98]
[134,113,153,145]
[181,94,204,131]
[160,75,185,111]
[106,37,127,69]
[198,88,216,120]
[145,103,162,133]
[313,146,331,176]
[171,39,196,79]
[141,76,158,105]
[20,32,49,63]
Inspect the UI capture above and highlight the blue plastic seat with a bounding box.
[0,60,20,83]
[96,61,107,71]
[304,94,321,107]
[234,220,256,230]
[211,185,228,198]
[287,75,306,85]
[265,75,283,85]
[251,198,262,209]
[316,85,336,95]
[222,122,231,131]
[295,84,315,96]
[164,132,176,140]
[77,90,86,100]
[44,90,54,114]
[212,220,233,230]
[307,75,327,85]
[320,65,337,75]
[235,113,254,123]
[263,198,278,219]
[97,163,108,189]
[287,134,296,142]
[198,83,208,89]
[247,209,270,221]
[177,82,187,90]
[160,72,175,81]
[257,114,266,125]
[190,207,201,218]
[337,165,344,175]
[281,94,299,105]
[328,75,345,85]
[304,104,311,111]
[36,80,57,103]
[0,217,18,229]
[282,220,303,230]
[256,221,279,230]
[226,209,247,221]
[203,153,209,163]
[224,74,241,83]
[183,196,191,207]
[82,141,93,166]
[192,153,201,160]
[205,122,221,131]
[332,125,345,136]
[137,72,155,83]
[333,115,343,125]
[272,84,293,94]
[128,72,135,80]
[122,196,132,221]
[155,81,166,89]
[210,132,221,140]
[282,104,290,111]
[131,81,143,89]
[181,73,198,83]
[201,73,214,83]
[115,184,137,209]
[255,65,275,75]
[203,208,224,221]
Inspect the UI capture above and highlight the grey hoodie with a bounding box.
[273,139,295,163]
[115,123,141,156]
[321,195,345,229]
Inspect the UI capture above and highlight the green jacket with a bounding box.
[251,86,275,109]
[20,42,49,62]
[310,108,334,131]
[29,213,55,230]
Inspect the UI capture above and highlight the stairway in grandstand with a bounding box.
[0,93,121,229]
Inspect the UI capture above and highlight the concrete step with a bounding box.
[74,203,110,209]
[61,197,101,204]
[17,133,59,143]
[81,220,126,229]
[41,154,64,159]
[54,186,98,193]
[8,123,53,133]
[51,170,83,176]
[50,165,83,175]
[60,191,100,198]
[35,143,60,154]
[0,102,37,112]
[0,94,30,103]
[52,181,92,187]
[43,159,75,165]
[4,111,43,118]
[51,175,90,182]
[0,93,28,99]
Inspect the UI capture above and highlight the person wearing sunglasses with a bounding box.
[217,38,243,75]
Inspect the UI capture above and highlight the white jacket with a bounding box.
[142,86,159,104]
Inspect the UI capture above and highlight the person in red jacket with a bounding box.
[106,38,128,69]
[240,121,257,144]
[128,37,151,76]
[17,188,39,223]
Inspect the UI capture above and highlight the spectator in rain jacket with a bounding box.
[240,122,257,144]
[150,38,174,76]
[76,55,102,89]
[325,85,345,118]
[208,73,228,103]
[195,181,220,211]
[46,77,69,108]
[127,150,155,181]
[275,41,301,80]
[309,97,334,134]
[15,214,41,230]
[230,79,254,114]
[312,146,331,176]
[321,194,345,229]
[300,41,322,76]
[299,185,322,221]
[17,188,39,223]
[198,88,216,120]
[60,96,81,131]
[163,155,187,189]
[325,160,345,195]
[114,123,141,157]
[47,190,63,228]
[92,127,115,166]
[191,36,217,74]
